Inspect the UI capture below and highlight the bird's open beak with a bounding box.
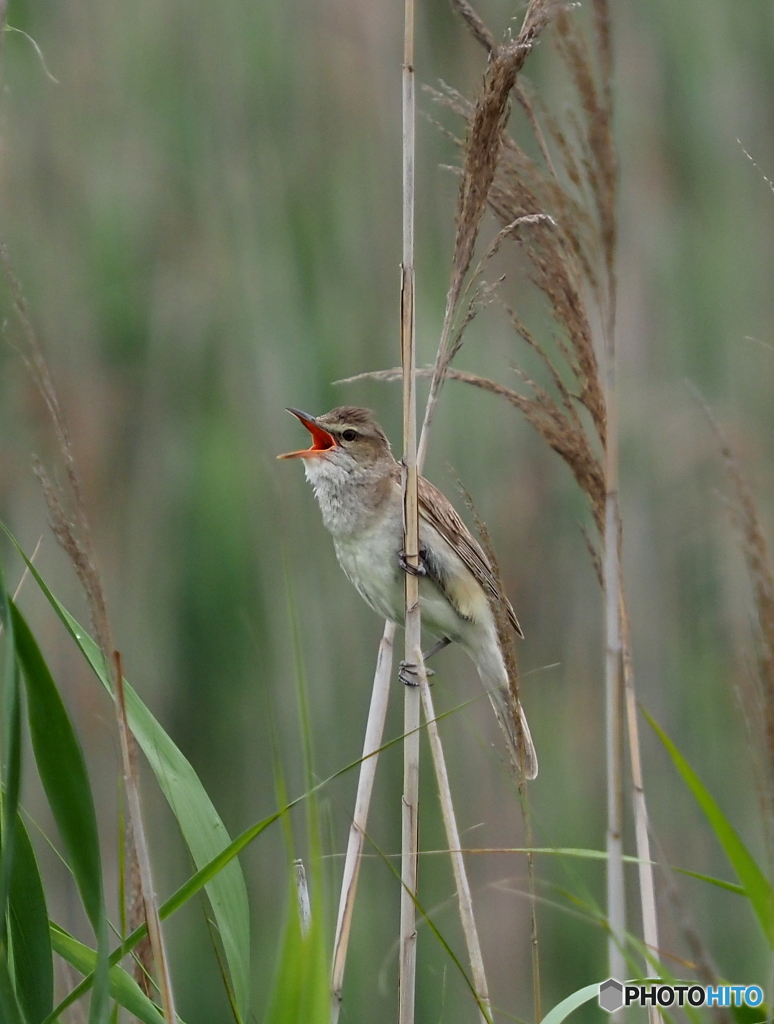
[277,408,338,459]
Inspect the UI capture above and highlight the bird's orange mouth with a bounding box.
[277,408,338,459]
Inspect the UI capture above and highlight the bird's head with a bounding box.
[277,406,393,472]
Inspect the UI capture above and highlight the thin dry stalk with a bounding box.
[620,594,660,973]
[114,651,177,1020]
[331,622,395,1024]
[577,0,628,977]
[524,802,542,1022]
[420,681,492,1024]
[126,729,154,996]
[399,0,423,1020]
[602,264,626,986]
[0,242,178,1021]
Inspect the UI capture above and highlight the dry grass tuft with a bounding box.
[419,0,559,460]
[0,241,176,1017]
[447,0,556,319]
[0,243,114,663]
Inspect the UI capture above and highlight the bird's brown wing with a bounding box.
[417,476,524,638]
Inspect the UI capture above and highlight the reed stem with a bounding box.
[621,592,661,1015]
[399,0,422,1021]
[420,682,491,1024]
[603,311,626,983]
[330,623,395,1024]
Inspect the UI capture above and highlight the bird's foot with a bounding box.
[398,549,428,577]
[398,661,434,687]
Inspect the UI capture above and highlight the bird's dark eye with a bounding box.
[342,429,358,442]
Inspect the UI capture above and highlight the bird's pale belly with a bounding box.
[333,527,468,642]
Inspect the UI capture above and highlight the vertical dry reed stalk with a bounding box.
[582,0,628,972]
[399,0,422,1021]
[419,679,492,1024]
[0,243,178,1021]
[599,128,626,990]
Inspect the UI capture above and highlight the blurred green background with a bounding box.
[1,0,774,1020]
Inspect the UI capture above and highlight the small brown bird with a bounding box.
[278,405,537,778]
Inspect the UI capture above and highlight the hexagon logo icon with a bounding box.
[599,979,624,1013]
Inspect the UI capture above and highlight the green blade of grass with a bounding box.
[646,709,774,947]
[0,664,21,927]
[11,603,110,1024]
[0,564,22,940]
[271,565,328,1023]
[50,758,361,1020]
[0,952,30,1024]
[8,813,53,1023]
[45,805,287,1022]
[540,982,601,1024]
[49,923,169,1024]
[441,847,744,895]
[3,529,250,1021]
[540,980,678,1024]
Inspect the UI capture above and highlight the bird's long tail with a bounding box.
[487,683,538,781]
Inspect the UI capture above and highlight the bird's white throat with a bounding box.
[302,455,393,538]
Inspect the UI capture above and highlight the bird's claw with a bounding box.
[398,661,434,686]
[398,549,428,577]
